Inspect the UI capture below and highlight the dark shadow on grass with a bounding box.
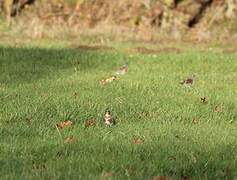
[0,46,120,86]
[0,138,236,179]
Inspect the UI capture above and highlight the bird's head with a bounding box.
[105,110,111,115]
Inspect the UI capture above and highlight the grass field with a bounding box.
[0,41,237,179]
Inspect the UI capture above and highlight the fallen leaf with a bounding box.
[138,111,149,119]
[85,119,96,128]
[132,137,144,145]
[115,97,123,104]
[33,163,47,170]
[56,151,63,158]
[64,136,76,144]
[101,171,113,178]
[192,118,199,124]
[73,92,78,97]
[100,76,118,85]
[223,167,229,177]
[168,156,177,161]
[125,166,134,176]
[26,116,32,125]
[152,176,169,180]
[175,135,180,139]
[214,104,224,113]
[56,120,73,129]
[100,80,106,85]
[183,176,190,180]
[200,97,208,104]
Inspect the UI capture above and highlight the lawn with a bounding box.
[0,41,236,179]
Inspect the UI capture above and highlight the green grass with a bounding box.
[0,42,237,180]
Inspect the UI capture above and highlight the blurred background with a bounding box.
[0,0,236,42]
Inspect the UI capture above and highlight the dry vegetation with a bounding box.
[0,0,237,42]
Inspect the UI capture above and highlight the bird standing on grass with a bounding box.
[116,64,128,75]
[104,110,114,126]
[180,75,195,87]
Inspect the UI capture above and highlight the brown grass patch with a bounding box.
[130,47,181,55]
[222,48,237,55]
[74,45,116,52]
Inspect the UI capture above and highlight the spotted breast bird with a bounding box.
[104,110,114,126]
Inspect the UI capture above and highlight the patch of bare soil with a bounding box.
[130,47,181,55]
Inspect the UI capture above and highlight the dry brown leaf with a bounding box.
[56,120,73,129]
[175,135,180,139]
[200,97,208,104]
[73,92,78,97]
[138,111,149,119]
[101,171,113,178]
[168,156,177,161]
[115,97,123,104]
[100,76,118,85]
[223,167,229,177]
[214,104,224,113]
[125,166,134,176]
[26,116,32,126]
[152,176,169,180]
[100,80,106,85]
[132,137,144,145]
[183,176,190,180]
[192,118,199,124]
[33,163,47,170]
[64,136,76,144]
[85,119,96,128]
